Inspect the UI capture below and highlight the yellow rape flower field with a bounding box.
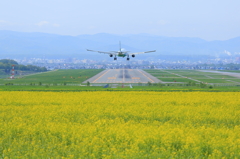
[0,91,240,158]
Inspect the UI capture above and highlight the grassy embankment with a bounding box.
[1,69,240,91]
[145,69,240,84]
[0,69,103,85]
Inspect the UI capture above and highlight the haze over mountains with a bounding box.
[0,30,240,61]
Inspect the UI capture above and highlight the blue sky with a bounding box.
[0,0,239,40]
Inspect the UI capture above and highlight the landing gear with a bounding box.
[127,57,130,61]
[114,57,117,60]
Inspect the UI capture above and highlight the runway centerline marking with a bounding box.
[85,69,161,83]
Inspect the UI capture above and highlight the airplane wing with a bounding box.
[128,50,156,55]
[86,49,118,55]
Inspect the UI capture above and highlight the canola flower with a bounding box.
[0,91,240,158]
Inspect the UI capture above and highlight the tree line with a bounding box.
[0,59,47,73]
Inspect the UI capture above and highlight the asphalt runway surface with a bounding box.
[84,69,161,83]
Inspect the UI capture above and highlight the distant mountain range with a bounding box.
[0,30,240,60]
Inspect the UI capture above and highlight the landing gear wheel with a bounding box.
[114,57,117,60]
[127,58,130,61]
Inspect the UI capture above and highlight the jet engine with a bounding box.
[132,54,135,57]
[110,54,113,57]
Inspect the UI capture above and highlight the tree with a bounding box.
[200,82,207,88]
[0,59,18,65]
[87,81,90,86]
[0,59,47,72]
[148,81,152,86]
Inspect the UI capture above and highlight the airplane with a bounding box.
[86,42,156,60]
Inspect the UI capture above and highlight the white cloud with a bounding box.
[35,21,60,28]
[157,20,167,25]
[0,20,6,23]
[224,50,231,56]
[35,21,49,27]
[0,20,7,25]
[52,23,60,27]
[89,25,96,29]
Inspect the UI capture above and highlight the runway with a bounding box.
[199,70,240,78]
[84,69,161,83]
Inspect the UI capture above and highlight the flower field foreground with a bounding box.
[0,91,240,158]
